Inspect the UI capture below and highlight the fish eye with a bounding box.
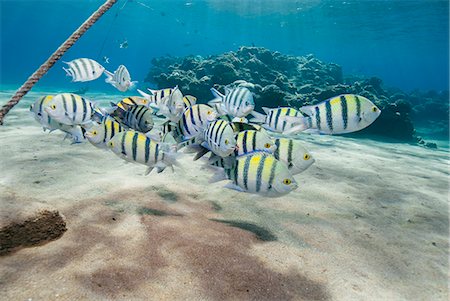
[51,104,56,110]
[93,131,97,135]
[92,71,96,74]
[372,107,378,112]
[224,139,229,145]
[283,178,292,185]
[143,99,147,104]
[207,110,212,115]
[264,143,271,148]
[108,141,114,147]
[303,154,310,160]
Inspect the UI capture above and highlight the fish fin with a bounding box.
[62,67,72,77]
[194,146,210,161]
[299,105,315,116]
[137,89,153,100]
[224,86,232,94]
[224,182,245,192]
[282,121,312,135]
[249,110,266,123]
[147,88,157,95]
[145,166,154,175]
[104,70,114,84]
[262,107,271,114]
[210,87,224,99]
[129,81,138,90]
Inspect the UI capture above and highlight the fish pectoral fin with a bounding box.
[224,183,245,192]
[193,146,210,161]
[145,166,154,175]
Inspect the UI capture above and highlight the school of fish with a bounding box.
[29,60,381,198]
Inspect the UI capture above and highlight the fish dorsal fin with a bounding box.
[224,87,232,94]
[262,107,271,114]
[299,105,315,116]
[210,87,224,99]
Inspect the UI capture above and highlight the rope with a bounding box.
[0,0,118,125]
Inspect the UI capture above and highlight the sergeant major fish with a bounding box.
[84,117,124,148]
[210,152,298,198]
[138,86,185,121]
[44,93,95,126]
[281,94,381,135]
[104,65,138,92]
[112,103,154,133]
[273,138,315,175]
[107,130,179,174]
[63,58,105,82]
[234,129,276,157]
[202,120,237,158]
[208,86,254,119]
[177,104,217,140]
[30,95,84,143]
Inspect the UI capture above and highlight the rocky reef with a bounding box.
[145,47,449,142]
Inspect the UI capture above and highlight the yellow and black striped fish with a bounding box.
[273,138,315,175]
[107,130,178,174]
[282,94,381,135]
[115,96,149,110]
[178,104,217,140]
[235,129,276,156]
[203,120,236,157]
[45,93,95,126]
[30,95,84,143]
[85,117,124,148]
[249,107,303,133]
[182,95,197,108]
[211,152,298,197]
[112,104,154,133]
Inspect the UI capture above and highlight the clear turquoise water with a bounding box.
[1,0,448,92]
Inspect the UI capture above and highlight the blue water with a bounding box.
[1,0,448,93]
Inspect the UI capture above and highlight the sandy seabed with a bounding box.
[0,91,448,301]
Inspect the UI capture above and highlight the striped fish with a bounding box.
[209,86,255,118]
[230,122,261,133]
[282,94,381,135]
[84,117,124,148]
[211,152,298,197]
[182,95,197,108]
[30,95,84,143]
[202,120,236,157]
[249,107,303,133]
[177,104,217,140]
[44,93,95,126]
[235,129,277,157]
[104,65,137,92]
[107,130,179,174]
[63,58,104,82]
[138,86,185,121]
[112,103,154,133]
[273,138,315,175]
[116,97,149,110]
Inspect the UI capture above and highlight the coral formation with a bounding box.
[145,47,449,141]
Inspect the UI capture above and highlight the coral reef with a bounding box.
[145,47,449,141]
